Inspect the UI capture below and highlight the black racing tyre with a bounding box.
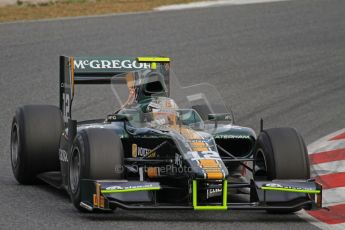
[254,127,310,180]
[11,105,63,184]
[68,128,124,212]
[253,127,310,213]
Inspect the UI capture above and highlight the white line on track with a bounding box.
[308,128,345,154]
[0,0,293,25]
[0,10,153,25]
[322,187,345,207]
[308,140,345,154]
[155,0,291,11]
[311,160,345,177]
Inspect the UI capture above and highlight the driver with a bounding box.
[121,70,179,127]
[147,97,179,127]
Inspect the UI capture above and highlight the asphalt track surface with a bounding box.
[1,0,345,229]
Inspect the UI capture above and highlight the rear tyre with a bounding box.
[253,127,310,213]
[11,105,63,184]
[68,128,124,212]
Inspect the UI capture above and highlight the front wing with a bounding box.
[78,179,322,212]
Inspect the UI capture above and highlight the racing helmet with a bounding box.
[124,70,168,107]
[141,71,168,97]
[147,97,179,126]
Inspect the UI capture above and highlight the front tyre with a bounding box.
[68,128,124,212]
[254,127,310,213]
[254,127,310,180]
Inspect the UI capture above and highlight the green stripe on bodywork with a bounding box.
[101,187,160,194]
[193,180,228,211]
[194,205,227,211]
[261,186,320,194]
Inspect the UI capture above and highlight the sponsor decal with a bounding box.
[263,183,314,191]
[190,139,208,143]
[188,151,221,161]
[207,188,223,199]
[74,59,150,70]
[59,149,68,162]
[132,144,156,158]
[105,184,155,191]
[264,183,284,188]
[215,135,251,139]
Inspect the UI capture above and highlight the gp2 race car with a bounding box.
[10,56,322,213]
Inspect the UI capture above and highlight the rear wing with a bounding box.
[59,56,170,123]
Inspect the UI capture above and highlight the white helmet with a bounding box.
[147,97,179,126]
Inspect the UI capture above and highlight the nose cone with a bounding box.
[185,152,229,180]
[171,128,228,180]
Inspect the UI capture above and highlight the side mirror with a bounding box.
[208,113,232,129]
[208,113,232,122]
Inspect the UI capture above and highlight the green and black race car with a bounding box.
[10,56,322,213]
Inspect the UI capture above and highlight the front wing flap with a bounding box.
[80,179,161,211]
[253,180,322,210]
